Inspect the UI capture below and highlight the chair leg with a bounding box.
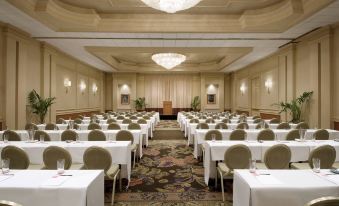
[119,170,122,191]
[133,151,136,168]
[215,168,218,188]
[219,170,225,202]
[111,171,119,206]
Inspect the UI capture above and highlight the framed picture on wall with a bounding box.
[121,94,130,105]
[207,94,216,104]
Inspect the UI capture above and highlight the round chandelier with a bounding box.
[141,0,202,14]
[152,53,186,70]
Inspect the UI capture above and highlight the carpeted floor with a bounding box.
[106,123,233,205]
[155,120,180,130]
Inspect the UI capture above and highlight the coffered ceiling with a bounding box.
[0,0,338,73]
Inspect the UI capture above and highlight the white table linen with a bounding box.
[0,170,104,206]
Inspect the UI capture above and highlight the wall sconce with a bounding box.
[240,84,246,96]
[92,83,98,95]
[264,79,273,94]
[64,78,71,93]
[79,81,86,94]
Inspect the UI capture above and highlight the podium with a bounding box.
[163,101,172,115]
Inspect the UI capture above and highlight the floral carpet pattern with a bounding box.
[110,140,233,205]
[155,120,181,130]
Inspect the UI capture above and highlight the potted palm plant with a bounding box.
[191,96,200,111]
[28,90,56,124]
[133,97,147,111]
[275,91,313,123]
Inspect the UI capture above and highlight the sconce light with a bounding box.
[264,79,273,94]
[64,78,72,93]
[79,81,86,94]
[92,83,98,95]
[240,84,246,96]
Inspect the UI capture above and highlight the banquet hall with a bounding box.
[0,0,339,205]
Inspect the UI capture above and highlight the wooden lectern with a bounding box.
[163,101,172,115]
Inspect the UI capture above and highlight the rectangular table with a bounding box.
[0,170,104,206]
[194,129,339,158]
[0,141,132,180]
[233,169,339,206]
[203,140,339,184]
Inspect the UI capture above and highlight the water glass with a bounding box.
[28,130,35,142]
[275,133,279,142]
[211,134,216,142]
[3,134,8,143]
[1,159,10,174]
[245,133,248,141]
[249,159,256,173]
[69,121,74,130]
[57,159,65,174]
[76,134,80,143]
[40,135,44,143]
[312,158,320,173]
[299,129,306,141]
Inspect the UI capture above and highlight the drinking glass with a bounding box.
[275,133,279,142]
[312,158,320,173]
[245,132,248,142]
[40,135,44,143]
[299,129,306,141]
[249,159,256,173]
[3,134,8,143]
[1,159,10,174]
[211,134,216,142]
[69,121,74,130]
[261,121,265,129]
[76,134,80,143]
[57,159,65,174]
[28,129,35,142]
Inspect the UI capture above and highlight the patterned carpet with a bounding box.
[106,138,233,205]
[155,120,180,130]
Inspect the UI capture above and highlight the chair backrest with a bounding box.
[2,130,21,141]
[88,130,106,141]
[212,115,219,120]
[296,122,310,129]
[77,115,84,120]
[43,146,72,169]
[83,146,112,172]
[257,129,275,141]
[122,119,132,124]
[236,122,249,130]
[128,123,141,130]
[205,118,215,124]
[137,119,147,124]
[88,123,101,130]
[45,123,58,130]
[221,118,230,123]
[25,123,38,130]
[0,200,23,206]
[269,118,280,124]
[190,119,199,123]
[252,116,260,120]
[108,123,121,130]
[204,130,222,141]
[224,144,251,170]
[215,123,228,130]
[187,116,194,119]
[308,145,336,169]
[116,130,134,144]
[255,122,269,129]
[1,145,30,169]
[74,118,83,124]
[56,118,66,124]
[229,129,246,141]
[305,196,339,206]
[285,129,299,140]
[196,123,209,129]
[201,116,207,119]
[264,144,291,169]
[34,130,51,141]
[107,118,117,124]
[277,122,291,129]
[253,118,262,124]
[90,119,100,124]
[143,115,150,120]
[130,116,138,120]
[313,129,329,140]
[61,130,77,141]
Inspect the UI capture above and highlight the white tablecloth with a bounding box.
[203,140,339,184]
[0,141,132,180]
[233,169,339,206]
[0,170,104,206]
[194,129,339,158]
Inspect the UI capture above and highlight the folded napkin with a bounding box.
[256,175,283,185]
[41,175,71,186]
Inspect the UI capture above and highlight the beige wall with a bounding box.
[0,24,105,129]
[231,24,338,129]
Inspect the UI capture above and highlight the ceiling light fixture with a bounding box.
[141,0,201,14]
[152,53,186,70]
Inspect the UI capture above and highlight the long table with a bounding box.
[203,140,339,184]
[194,129,339,158]
[0,170,104,206]
[233,169,339,206]
[0,129,143,157]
